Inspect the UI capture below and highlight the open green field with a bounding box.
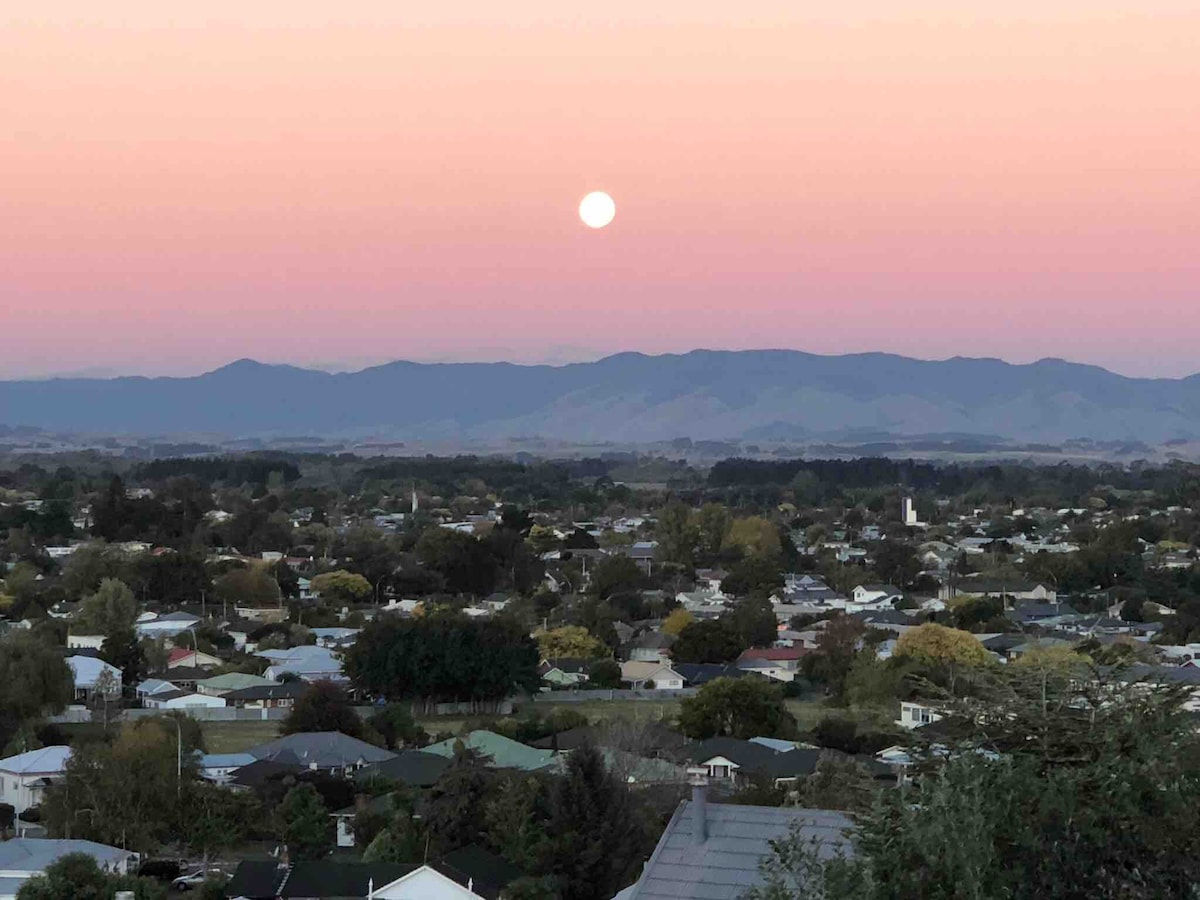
[60,697,899,754]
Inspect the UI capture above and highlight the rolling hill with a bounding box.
[1,350,1198,444]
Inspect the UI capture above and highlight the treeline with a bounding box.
[133,455,302,486]
[344,613,541,708]
[710,457,1200,506]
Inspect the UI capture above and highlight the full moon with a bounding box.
[579,191,616,229]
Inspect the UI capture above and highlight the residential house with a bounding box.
[735,647,806,682]
[142,690,226,710]
[0,747,71,823]
[197,752,257,784]
[624,631,676,664]
[356,750,453,789]
[693,569,729,594]
[195,672,278,697]
[687,737,820,788]
[224,860,504,900]
[257,645,345,683]
[223,682,310,709]
[422,731,562,773]
[135,610,201,638]
[851,584,902,608]
[896,700,945,730]
[673,663,746,687]
[135,678,180,702]
[168,648,222,670]
[627,541,658,575]
[538,658,592,688]
[64,633,105,651]
[616,786,855,900]
[0,840,136,900]
[65,656,121,703]
[949,577,1057,604]
[619,661,685,691]
[245,732,397,774]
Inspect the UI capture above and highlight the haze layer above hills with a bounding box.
[1,351,1198,444]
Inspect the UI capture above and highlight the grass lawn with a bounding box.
[200,720,282,753]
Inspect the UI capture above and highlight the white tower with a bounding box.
[902,496,917,526]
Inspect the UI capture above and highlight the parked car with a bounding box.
[171,869,224,891]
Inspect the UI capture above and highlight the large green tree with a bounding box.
[281,681,364,738]
[747,669,1200,900]
[543,745,651,900]
[16,853,165,900]
[678,677,798,740]
[671,619,744,664]
[345,612,540,710]
[276,783,332,861]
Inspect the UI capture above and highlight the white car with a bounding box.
[171,869,223,891]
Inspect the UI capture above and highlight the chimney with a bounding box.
[687,767,709,845]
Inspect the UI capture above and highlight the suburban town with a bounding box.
[0,453,1196,898]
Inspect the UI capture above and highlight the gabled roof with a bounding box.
[223,682,310,701]
[197,672,280,692]
[440,844,525,898]
[674,663,746,686]
[0,839,134,874]
[737,647,806,663]
[422,731,561,772]
[246,731,397,769]
[627,801,855,900]
[687,737,779,770]
[0,745,71,775]
[357,750,453,787]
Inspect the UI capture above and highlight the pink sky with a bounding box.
[2,1,1198,378]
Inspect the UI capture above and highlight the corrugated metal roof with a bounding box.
[627,801,855,900]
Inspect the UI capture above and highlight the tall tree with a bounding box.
[671,619,744,664]
[276,783,332,861]
[543,745,649,900]
[281,681,364,738]
[76,578,138,635]
[678,677,798,740]
[746,670,1200,900]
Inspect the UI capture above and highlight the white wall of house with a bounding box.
[0,771,53,816]
[145,694,227,710]
[699,755,740,781]
[375,866,487,899]
[896,701,943,730]
[66,634,104,650]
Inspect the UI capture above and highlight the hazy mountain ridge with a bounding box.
[1,350,1198,443]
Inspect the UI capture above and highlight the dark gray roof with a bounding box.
[440,844,524,899]
[223,682,310,701]
[674,663,747,686]
[356,750,452,787]
[627,801,855,900]
[247,731,397,769]
[754,748,822,779]
[688,738,778,771]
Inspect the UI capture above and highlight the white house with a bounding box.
[65,656,122,702]
[619,661,684,690]
[371,866,493,898]
[134,610,201,638]
[0,747,72,820]
[65,634,105,651]
[142,690,227,710]
[258,645,345,683]
[851,584,902,608]
[896,700,944,730]
[0,839,136,900]
[135,678,180,702]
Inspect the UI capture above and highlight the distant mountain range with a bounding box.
[1,350,1199,444]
